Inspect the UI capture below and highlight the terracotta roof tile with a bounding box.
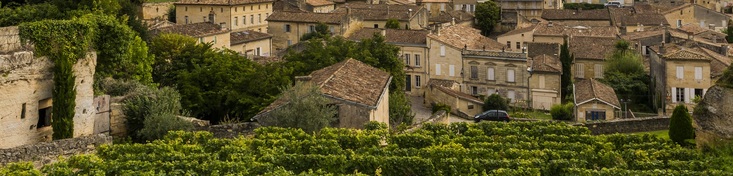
[462,50,526,58]
[569,36,618,60]
[432,85,483,104]
[574,79,621,108]
[427,78,458,88]
[533,22,618,37]
[699,48,731,78]
[498,25,535,37]
[307,0,335,6]
[348,28,428,45]
[661,43,712,61]
[541,9,611,20]
[428,25,506,51]
[266,11,344,24]
[332,5,418,21]
[309,58,391,107]
[531,54,561,73]
[429,10,475,23]
[527,42,559,58]
[621,30,665,41]
[176,0,274,5]
[230,30,272,45]
[340,3,420,11]
[273,0,306,12]
[151,22,229,38]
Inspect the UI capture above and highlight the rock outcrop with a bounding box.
[693,85,733,143]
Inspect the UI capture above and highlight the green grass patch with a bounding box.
[630,130,669,140]
[510,110,553,120]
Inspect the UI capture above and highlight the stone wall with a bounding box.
[195,122,261,138]
[141,2,174,20]
[406,110,450,132]
[0,134,112,167]
[576,117,670,135]
[0,26,98,149]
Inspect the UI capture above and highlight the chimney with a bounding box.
[437,25,441,36]
[451,17,456,25]
[659,43,665,55]
[548,21,553,27]
[662,26,667,43]
[408,9,413,17]
[295,76,312,82]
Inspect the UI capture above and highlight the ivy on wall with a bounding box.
[19,19,95,139]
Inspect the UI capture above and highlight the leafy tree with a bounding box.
[474,1,500,36]
[560,39,574,103]
[167,5,176,23]
[601,40,651,109]
[483,94,508,111]
[669,104,695,146]
[550,103,574,121]
[301,22,331,41]
[385,18,400,29]
[122,86,188,141]
[0,3,64,27]
[259,82,337,133]
[149,33,199,85]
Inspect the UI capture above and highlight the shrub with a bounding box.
[258,82,337,133]
[669,104,695,146]
[364,121,388,131]
[94,77,148,96]
[431,103,452,114]
[123,86,187,141]
[550,103,574,121]
[138,113,193,141]
[483,94,508,111]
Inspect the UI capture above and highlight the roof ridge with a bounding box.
[589,79,597,100]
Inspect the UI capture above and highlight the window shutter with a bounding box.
[684,88,691,103]
[488,68,495,80]
[594,64,603,78]
[539,75,545,89]
[440,45,446,56]
[507,69,515,82]
[436,64,441,75]
[449,65,455,76]
[576,64,585,78]
[671,87,677,103]
[695,67,702,80]
[677,66,684,79]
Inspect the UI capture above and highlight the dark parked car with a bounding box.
[474,110,511,122]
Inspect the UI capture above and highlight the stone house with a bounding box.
[174,0,274,33]
[526,42,560,58]
[678,24,729,44]
[663,3,728,31]
[253,59,391,128]
[0,27,98,148]
[608,7,670,33]
[333,4,429,30]
[426,81,485,117]
[532,21,619,44]
[266,11,356,51]
[297,0,336,13]
[497,25,536,52]
[462,50,530,104]
[150,22,232,49]
[428,10,475,27]
[499,0,563,19]
[541,9,612,27]
[648,43,730,114]
[453,0,478,14]
[230,30,273,57]
[569,36,618,79]
[140,2,174,22]
[348,28,430,97]
[573,79,621,122]
[529,54,562,110]
[567,0,633,5]
[417,0,452,17]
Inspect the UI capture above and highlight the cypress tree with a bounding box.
[669,104,695,146]
[560,39,574,103]
[52,56,76,139]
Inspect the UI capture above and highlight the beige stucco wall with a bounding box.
[141,2,174,20]
[501,1,543,18]
[664,59,711,114]
[401,45,429,97]
[576,100,618,122]
[231,37,272,56]
[665,5,728,30]
[268,21,343,50]
[424,2,451,17]
[0,50,97,149]
[498,30,534,51]
[176,3,272,32]
[335,87,389,129]
[312,5,334,13]
[530,73,561,110]
[427,38,464,83]
[196,32,231,49]
[426,86,483,116]
[370,86,390,127]
[572,59,606,79]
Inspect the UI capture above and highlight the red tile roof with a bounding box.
[428,25,506,51]
[433,85,484,104]
[347,28,428,45]
[266,11,344,24]
[151,22,229,38]
[574,79,621,108]
[176,0,275,5]
[230,30,272,45]
[531,54,561,73]
[309,58,392,107]
[541,9,611,21]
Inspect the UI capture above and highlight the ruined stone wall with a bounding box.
[576,117,670,135]
[0,26,97,149]
[195,122,261,138]
[0,134,112,167]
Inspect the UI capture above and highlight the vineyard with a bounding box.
[2,121,731,175]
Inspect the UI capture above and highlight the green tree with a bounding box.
[560,39,574,103]
[301,22,331,41]
[727,20,733,43]
[601,40,651,110]
[483,94,508,111]
[123,85,190,141]
[385,18,400,29]
[149,33,199,85]
[0,3,64,27]
[550,103,574,121]
[669,104,695,146]
[474,1,500,36]
[259,82,337,133]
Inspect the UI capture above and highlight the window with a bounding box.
[258,14,261,24]
[594,64,603,79]
[695,88,703,98]
[676,87,685,102]
[244,16,247,25]
[185,16,189,24]
[404,54,410,66]
[440,4,445,11]
[642,45,648,55]
[516,42,521,50]
[21,103,26,119]
[406,75,412,91]
[436,64,441,75]
[449,65,455,76]
[251,5,253,10]
[251,15,254,24]
[259,4,261,9]
[507,69,515,82]
[576,63,585,78]
[266,4,269,8]
[235,7,237,12]
[507,90,516,102]
[415,75,421,88]
[234,17,238,26]
[213,36,217,44]
[374,24,379,28]
[38,106,51,128]
[415,54,420,66]
[468,105,474,109]
[285,24,291,32]
[677,20,682,28]
[203,16,206,22]
[287,40,292,46]
[470,66,478,79]
[539,75,546,89]
[487,67,495,80]
[586,111,606,121]
[330,26,335,33]
[309,25,315,33]
[199,37,203,43]
[200,7,202,12]
[695,67,702,80]
[506,41,511,48]
[256,47,261,56]
[185,6,188,11]
[471,86,478,95]
[440,45,445,56]
[676,66,684,79]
